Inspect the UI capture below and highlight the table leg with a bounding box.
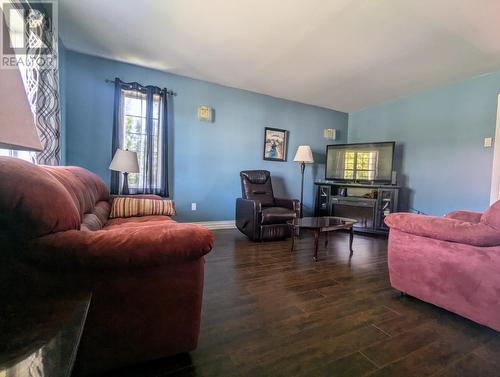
[349,226,354,255]
[313,230,320,262]
[290,226,295,252]
[324,232,329,247]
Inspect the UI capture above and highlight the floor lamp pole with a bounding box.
[300,162,305,218]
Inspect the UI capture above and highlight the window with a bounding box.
[0,149,35,162]
[112,78,170,197]
[121,90,163,190]
[344,151,378,181]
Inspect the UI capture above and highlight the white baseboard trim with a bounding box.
[190,220,236,230]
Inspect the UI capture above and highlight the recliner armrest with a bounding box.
[385,213,500,247]
[275,197,300,215]
[235,198,261,240]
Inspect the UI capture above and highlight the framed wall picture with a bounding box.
[263,127,288,161]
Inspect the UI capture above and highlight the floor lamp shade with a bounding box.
[294,145,314,218]
[293,145,314,163]
[0,9,42,151]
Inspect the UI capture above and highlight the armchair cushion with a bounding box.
[445,210,482,223]
[385,213,500,247]
[481,200,500,230]
[110,197,176,218]
[261,207,296,225]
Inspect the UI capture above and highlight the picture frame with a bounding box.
[263,127,288,162]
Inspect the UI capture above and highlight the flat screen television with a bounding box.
[325,142,395,183]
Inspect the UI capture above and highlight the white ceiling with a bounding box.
[59,0,500,112]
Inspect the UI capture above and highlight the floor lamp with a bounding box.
[293,145,314,218]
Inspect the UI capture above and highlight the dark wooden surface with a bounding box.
[106,230,500,377]
[289,217,356,261]
[0,293,90,377]
[289,216,356,230]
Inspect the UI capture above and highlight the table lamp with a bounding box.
[109,148,139,194]
[294,145,314,218]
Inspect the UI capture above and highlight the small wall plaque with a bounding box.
[324,128,336,140]
[197,105,214,122]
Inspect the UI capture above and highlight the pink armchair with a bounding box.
[385,202,500,331]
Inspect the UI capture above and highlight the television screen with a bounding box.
[325,142,395,183]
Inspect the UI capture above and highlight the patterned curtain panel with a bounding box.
[16,1,61,165]
[111,78,171,196]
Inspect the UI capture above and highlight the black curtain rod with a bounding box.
[104,79,177,96]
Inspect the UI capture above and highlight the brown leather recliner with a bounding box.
[236,170,299,241]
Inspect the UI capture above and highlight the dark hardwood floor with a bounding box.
[110,229,500,377]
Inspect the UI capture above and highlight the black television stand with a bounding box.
[314,181,400,234]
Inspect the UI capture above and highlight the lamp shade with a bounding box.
[0,9,42,151]
[109,149,139,173]
[293,145,314,163]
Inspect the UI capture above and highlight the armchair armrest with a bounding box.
[445,210,482,224]
[235,198,262,240]
[385,213,500,247]
[275,197,300,215]
[29,222,214,271]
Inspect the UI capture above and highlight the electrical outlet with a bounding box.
[191,203,197,211]
[484,137,493,148]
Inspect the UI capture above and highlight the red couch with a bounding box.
[0,157,214,375]
[385,204,500,331]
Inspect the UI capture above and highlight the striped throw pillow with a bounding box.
[110,197,176,218]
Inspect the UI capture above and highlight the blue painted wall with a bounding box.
[64,50,348,221]
[349,72,500,215]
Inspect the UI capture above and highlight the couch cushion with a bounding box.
[81,202,112,231]
[29,221,214,270]
[0,157,81,239]
[44,166,110,225]
[261,207,296,225]
[104,215,175,230]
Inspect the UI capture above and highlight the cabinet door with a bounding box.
[316,185,331,216]
[376,189,395,230]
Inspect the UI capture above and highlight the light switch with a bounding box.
[191,202,197,211]
[484,137,493,148]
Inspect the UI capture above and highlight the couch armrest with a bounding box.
[28,222,214,271]
[275,197,300,215]
[385,213,500,247]
[235,198,261,240]
[445,210,483,224]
